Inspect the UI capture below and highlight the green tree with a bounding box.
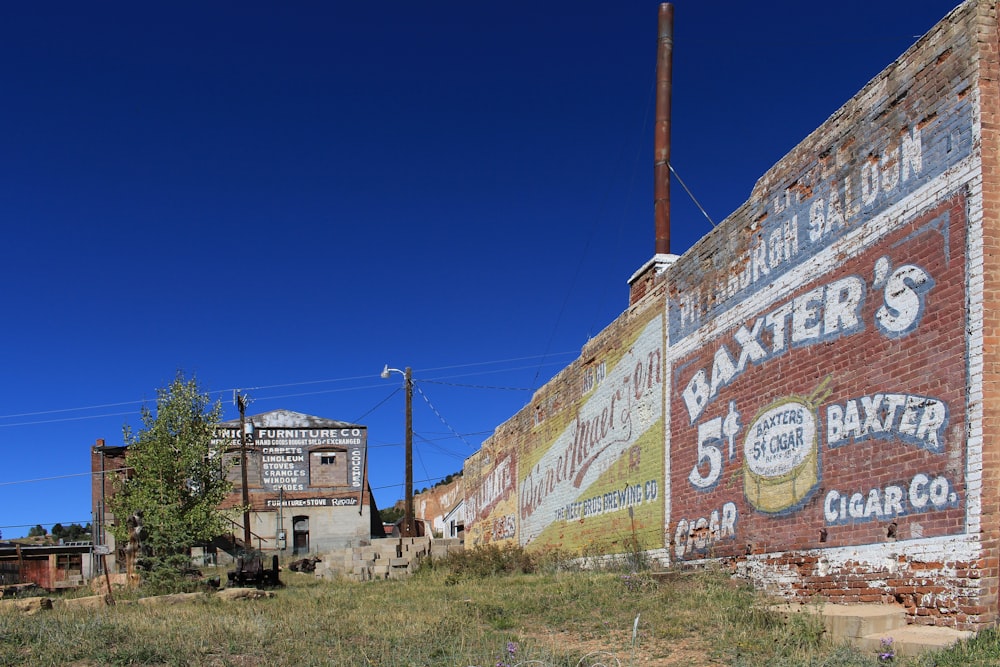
[379,506,404,524]
[108,372,234,585]
[75,522,93,541]
[27,524,46,537]
[51,523,91,542]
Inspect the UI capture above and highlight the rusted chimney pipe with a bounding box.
[654,3,673,255]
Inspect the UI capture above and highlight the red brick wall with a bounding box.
[972,0,1000,629]
[90,441,127,540]
[463,0,999,631]
[664,0,994,630]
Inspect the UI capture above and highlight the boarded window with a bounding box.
[309,447,347,487]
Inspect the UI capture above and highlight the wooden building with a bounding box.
[0,542,92,592]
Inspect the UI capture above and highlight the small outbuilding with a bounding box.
[0,542,93,592]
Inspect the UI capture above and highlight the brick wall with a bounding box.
[466,289,666,556]
[970,0,1000,629]
[412,476,464,536]
[463,0,999,631]
[90,440,127,563]
[664,0,991,629]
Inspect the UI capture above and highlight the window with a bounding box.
[310,448,347,487]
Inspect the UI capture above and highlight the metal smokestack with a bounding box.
[654,3,673,255]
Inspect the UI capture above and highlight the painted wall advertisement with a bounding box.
[518,314,664,551]
[464,446,518,547]
[215,426,367,492]
[667,104,973,560]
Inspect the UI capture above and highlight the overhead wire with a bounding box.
[0,410,140,428]
[419,360,571,385]
[409,352,576,374]
[0,352,578,430]
[527,60,658,394]
[413,383,473,449]
[587,74,657,339]
[368,475,456,493]
[0,521,92,531]
[414,432,468,462]
[420,379,530,391]
[413,441,431,489]
[367,429,493,450]
[0,468,129,487]
[0,372,490,532]
[0,400,146,419]
[0,339,571,544]
[352,386,402,423]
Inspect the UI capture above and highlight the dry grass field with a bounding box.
[1,547,998,666]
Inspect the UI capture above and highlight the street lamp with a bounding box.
[381,365,416,537]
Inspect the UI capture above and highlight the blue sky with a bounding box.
[0,1,959,537]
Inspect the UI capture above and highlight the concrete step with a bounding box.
[771,603,906,638]
[771,603,973,657]
[856,625,974,658]
[820,603,907,639]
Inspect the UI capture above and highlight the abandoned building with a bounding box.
[91,409,384,572]
[0,542,93,592]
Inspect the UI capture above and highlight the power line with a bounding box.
[226,382,388,405]
[0,468,129,487]
[0,430,489,490]
[416,352,576,374]
[0,410,138,428]
[0,401,145,420]
[369,474,458,494]
[590,73,656,339]
[415,432,468,462]
[420,379,530,391]
[368,430,493,448]
[529,62,656,393]
[0,352,579,430]
[0,429,490,489]
[0,521,92,531]
[414,441,431,487]
[352,386,402,423]
[231,360,573,411]
[414,384,473,449]
[420,360,571,386]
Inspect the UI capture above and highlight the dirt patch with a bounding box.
[521,629,719,666]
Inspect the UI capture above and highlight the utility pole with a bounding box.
[403,367,415,537]
[381,365,416,537]
[236,391,252,549]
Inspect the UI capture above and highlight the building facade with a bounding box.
[462,0,1000,631]
[412,476,465,538]
[215,409,380,555]
[92,409,382,571]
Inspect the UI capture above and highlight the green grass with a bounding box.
[0,553,998,666]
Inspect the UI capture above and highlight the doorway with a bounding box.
[292,516,309,555]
